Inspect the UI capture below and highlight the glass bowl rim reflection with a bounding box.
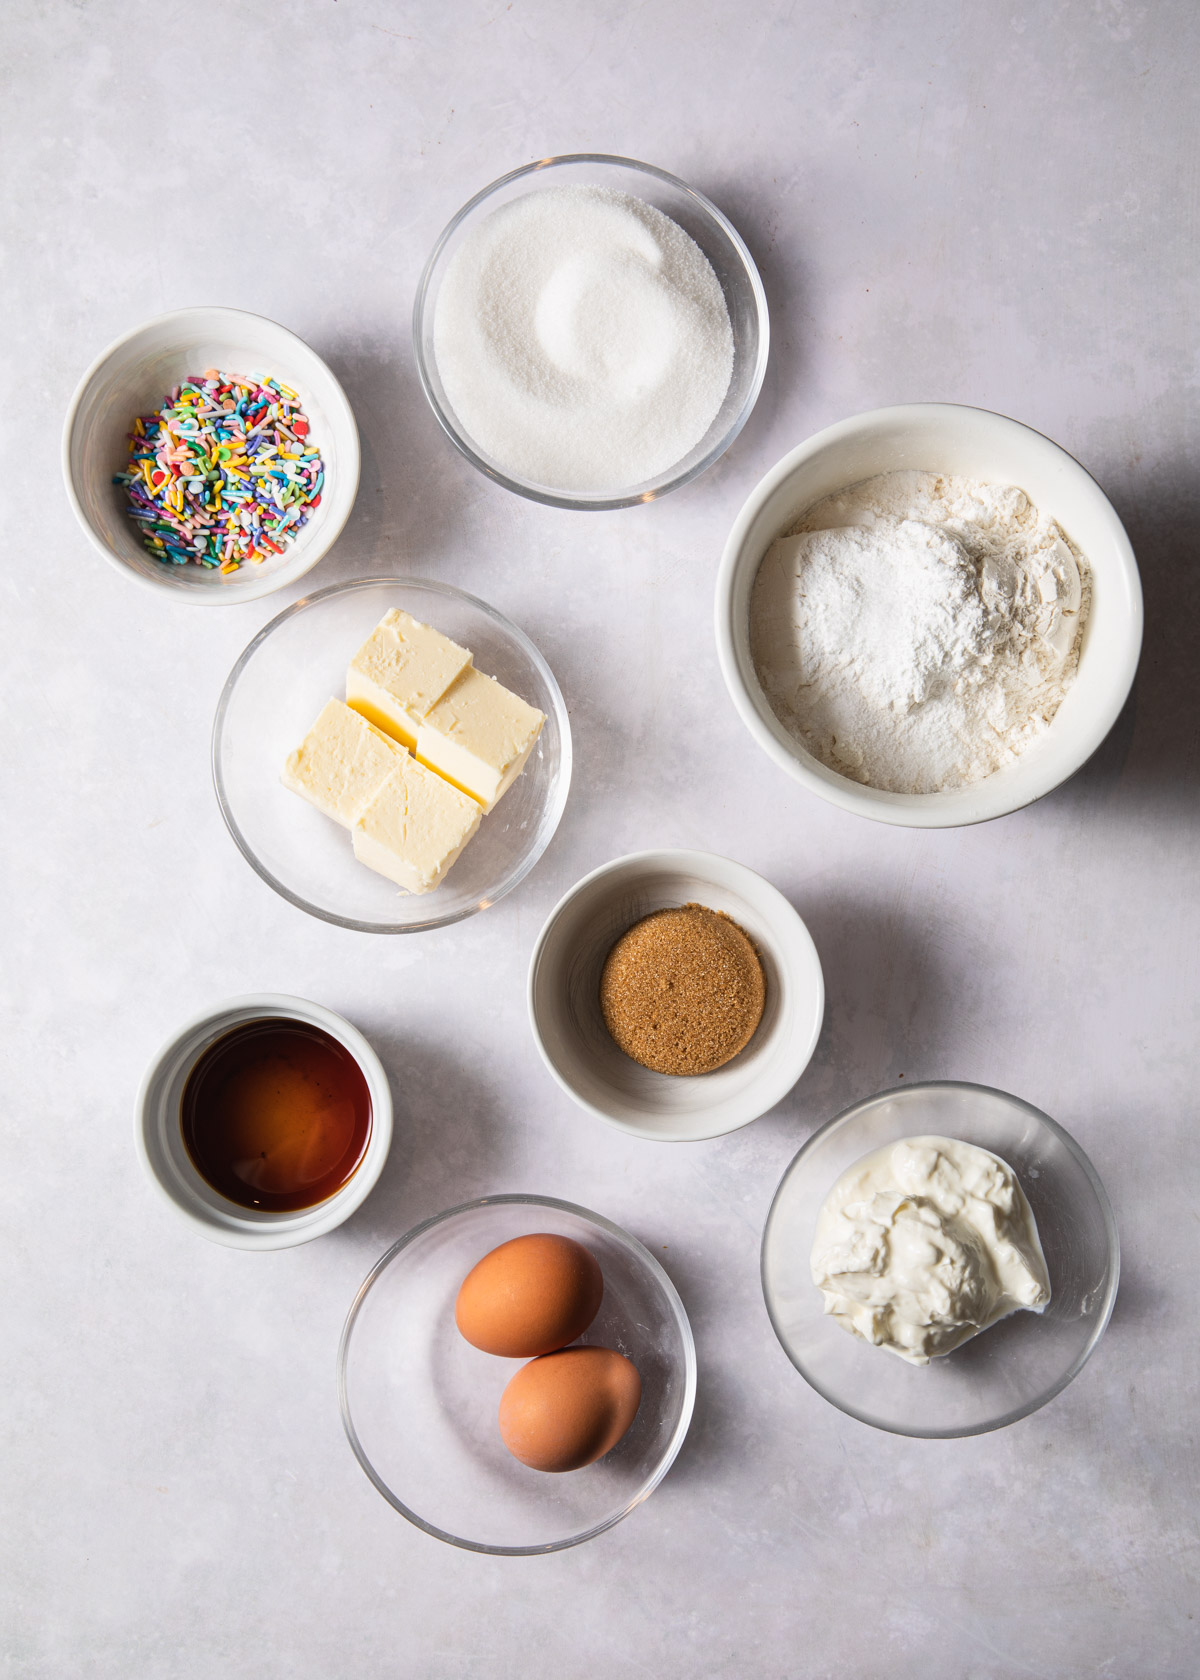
[337,1192,698,1554]
[211,575,572,934]
[412,151,770,510]
[761,1080,1120,1438]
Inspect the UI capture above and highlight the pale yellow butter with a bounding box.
[351,755,482,894]
[415,666,545,813]
[345,609,472,749]
[281,698,407,827]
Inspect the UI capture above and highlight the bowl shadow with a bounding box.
[308,338,477,585]
[334,1034,515,1251]
[617,1237,732,1490]
[680,174,811,494]
[760,888,964,1139]
[1104,1264,1155,1331]
[660,1360,744,1491]
[1038,460,1200,821]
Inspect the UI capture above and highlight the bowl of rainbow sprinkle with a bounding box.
[63,307,360,602]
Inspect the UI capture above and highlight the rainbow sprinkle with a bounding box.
[113,370,324,573]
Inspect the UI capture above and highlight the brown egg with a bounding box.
[498,1346,642,1473]
[454,1233,603,1358]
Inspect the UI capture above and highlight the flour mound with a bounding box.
[749,472,1087,795]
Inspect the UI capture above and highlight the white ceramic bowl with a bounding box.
[136,994,392,1249]
[715,404,1143,827]
[527,850,824,1141]
[63,307,360,602]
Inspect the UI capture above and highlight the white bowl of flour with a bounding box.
[715,405,1142,827]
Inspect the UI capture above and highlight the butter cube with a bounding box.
[351,756,482,894]
[415,667,545,812]
[281,698,407,828]
[346,610,472,749]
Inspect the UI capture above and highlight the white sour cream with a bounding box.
[811,1135,1051,1366]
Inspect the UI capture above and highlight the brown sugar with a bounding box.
[599,903,766,1077]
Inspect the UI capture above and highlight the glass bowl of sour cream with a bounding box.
[761,1081,1119,1437]
[413,154,769,510]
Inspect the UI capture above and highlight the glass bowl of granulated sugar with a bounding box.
[715,404,1143,829]
[413,155,769,510]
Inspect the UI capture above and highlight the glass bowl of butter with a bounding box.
[761,1081,1119,1437]
[213,577,571,932]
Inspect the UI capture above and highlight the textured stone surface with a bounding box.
[2,2,1198,1675]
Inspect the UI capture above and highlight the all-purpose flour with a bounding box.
[749,472,1088,794]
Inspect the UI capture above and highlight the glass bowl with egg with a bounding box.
[413,154,769,510]
[337,1195,696,1553]
[761,1081,1119,1437]
[213,577,571,932]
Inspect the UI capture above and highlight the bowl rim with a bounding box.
[527,847,825,1141]
[134,992,394,1250]
[412,152,770,510]
[715,401,1144,828]
[211,574,572,932]
[336,1192,698,1554]
[61,304,361,604]
[760,1078,1121,1437]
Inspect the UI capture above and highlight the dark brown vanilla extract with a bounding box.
[181,1019,372,1212]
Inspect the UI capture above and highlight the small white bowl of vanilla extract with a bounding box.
[136,994,393,1249]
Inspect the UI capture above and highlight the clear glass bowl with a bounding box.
[338,1195,697,1553]
[213,578,571,932]
[762,1082,1119,1437]
[413,154,769,510]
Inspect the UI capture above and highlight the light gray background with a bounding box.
[3,2,1197,1675]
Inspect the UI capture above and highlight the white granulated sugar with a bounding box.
[750,471,1089,794]
[433,185,734,493]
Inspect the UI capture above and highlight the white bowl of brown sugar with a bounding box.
[527,850,824,1141]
